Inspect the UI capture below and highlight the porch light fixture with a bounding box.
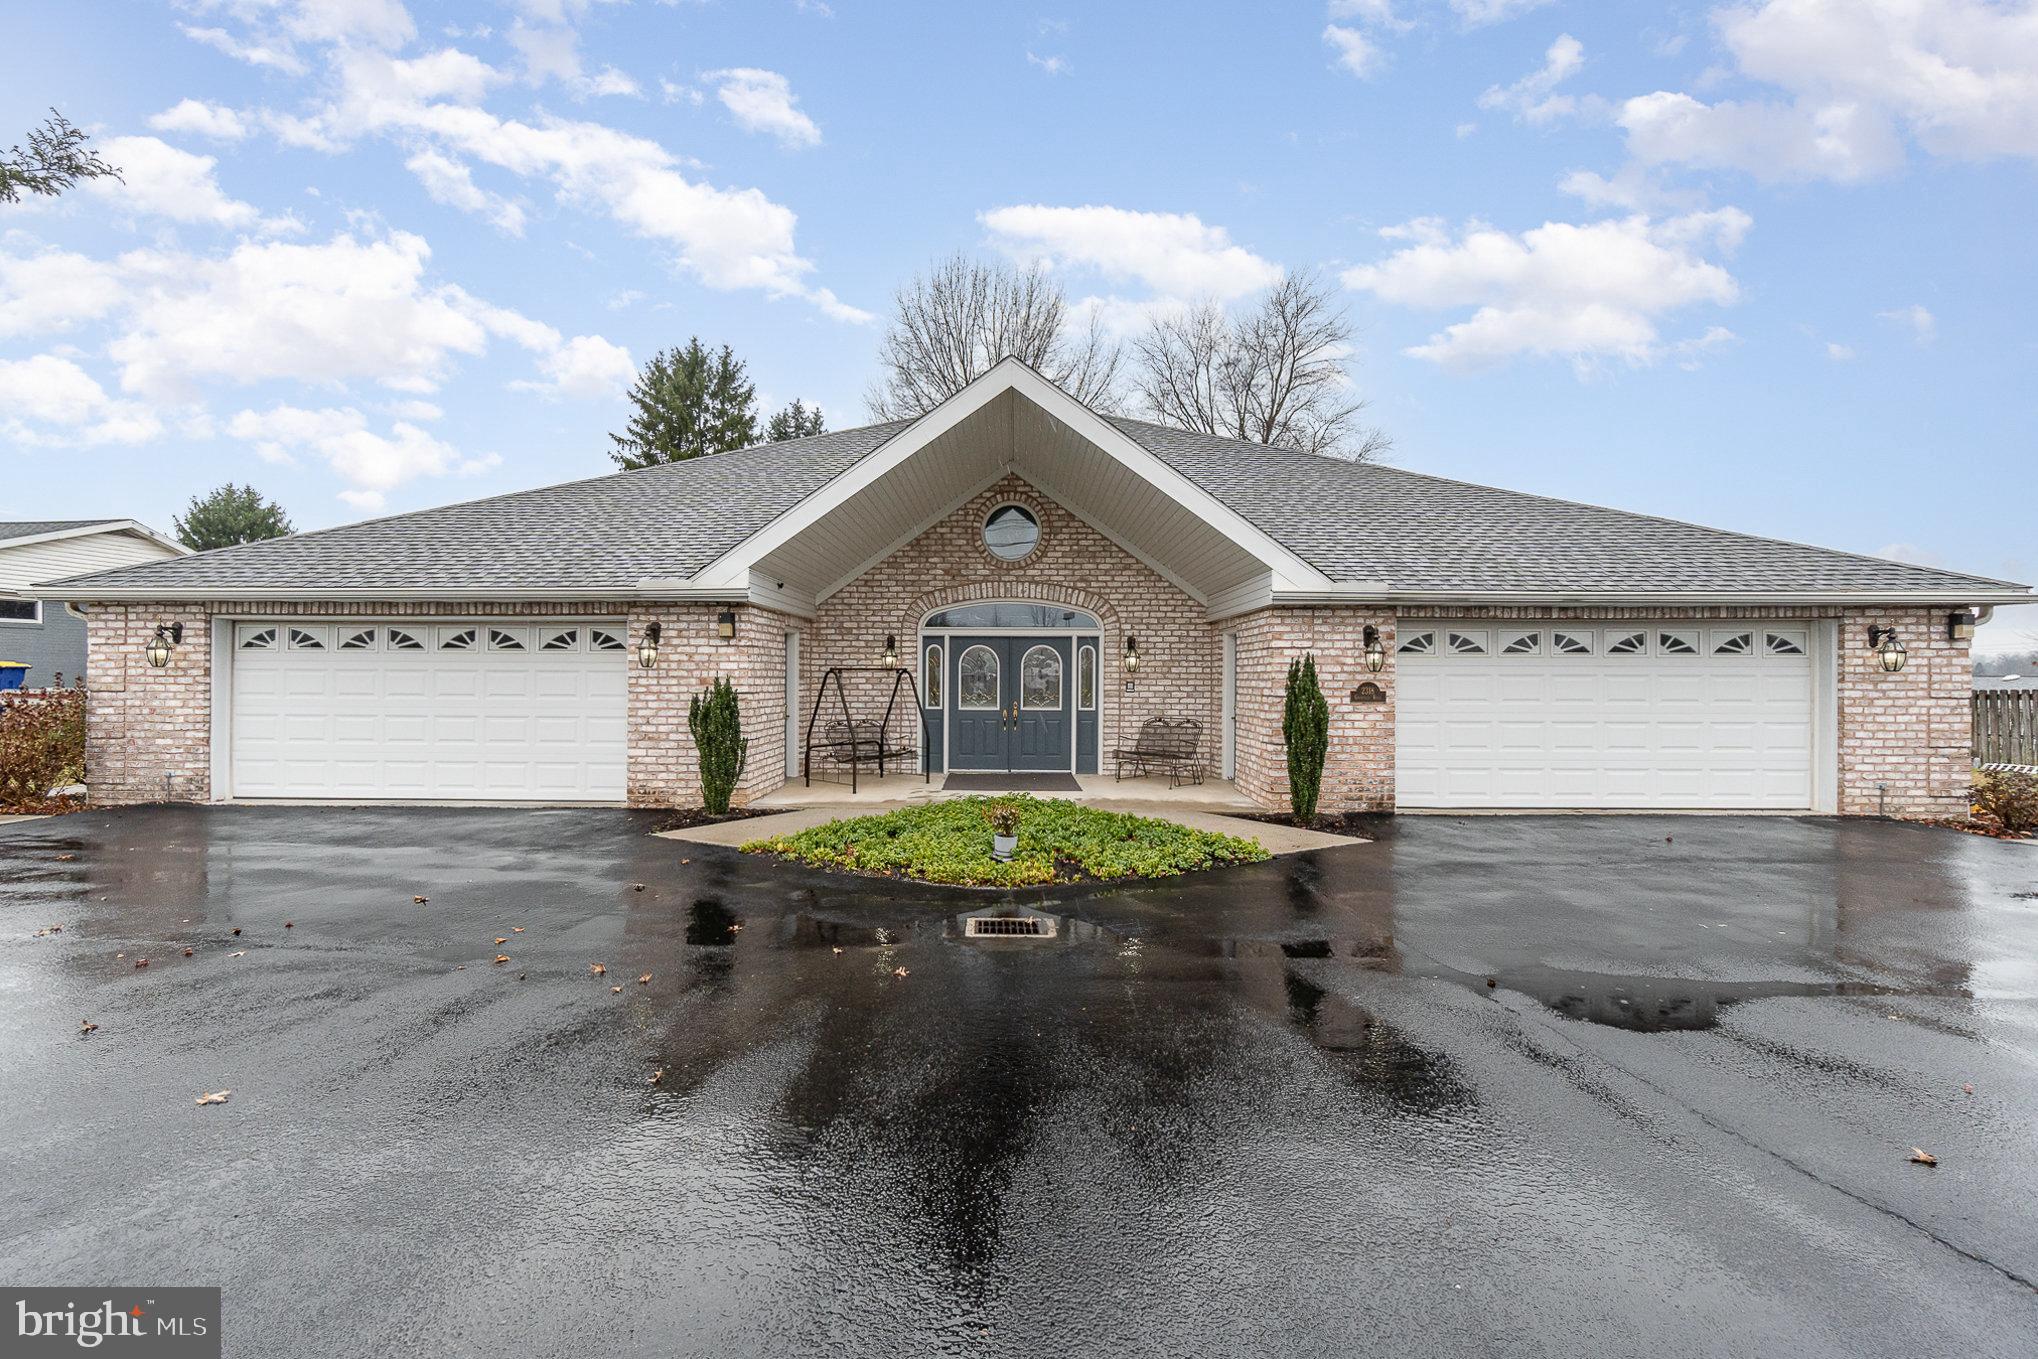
[1123,636,1140,672]
[715,609,737,641]
[1949,610,1977,641]
[144,622,183,669]
[637,621,661,670]
[1362,625,1386,674]
[1867,625,1908,673]
[882,634,898,667]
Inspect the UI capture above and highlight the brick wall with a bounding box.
[83,603,215,805]
[1836,604,1971,818]
[625,601,801,808]
[812,475,1217,773]
[1231,607,1395,814]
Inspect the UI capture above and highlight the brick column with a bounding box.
[83,603,214,804]
[1836,604,1972,819]
[625,602,799,808]
[1230,606,1395,815]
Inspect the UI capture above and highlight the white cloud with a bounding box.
[1615,0,2038,182]
[82,136,271,230]
[512,333,636,398]
[404,149,528,234]
[1825,341,1856,361]
[508,20,639,98]
[102,230,539,399]
[1342,209,1750,372]
[0,246,127,338]
[227,404,497,509]
[1329,0,1410,27]
[980,204,1284,301]
[1479,34,1586,124]
[1449,0,1553,26]
[0,355,162,445]
[1027,51,1071,76]
[1323,24,1382,78]
[181,25,308,75]
[1879,302,1937,343]
[148,99,249,141]
[704,68,821,148]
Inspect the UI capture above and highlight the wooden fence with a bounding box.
[1973,690,2038,769]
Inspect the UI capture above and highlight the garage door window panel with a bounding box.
[541,628,580,651]
[386,627,425,651]
[339,628,377,651]
[1447,631,1488,656]
[1711,630,1754,656]
[1607,632,1648,655]
[1552,631,1593,655]
[288,627,328,650]
[1399,632,1436,656]
[1657,630,1699,655]
[237,626,277,650]
[1500,630,1541,655]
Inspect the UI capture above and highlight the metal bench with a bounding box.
[1111,717,1204,786]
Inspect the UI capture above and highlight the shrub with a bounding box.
[688,677,748,815]
[1973,769,2038,835]
[742,795,1269,887]
[983,801,1022,836]
[1282,654,1329,824]
[0,687,86,810]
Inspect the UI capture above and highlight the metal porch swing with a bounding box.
[802,666,931,791]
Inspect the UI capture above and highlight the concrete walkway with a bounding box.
[0,813,50,828]
[656,801,1365,854]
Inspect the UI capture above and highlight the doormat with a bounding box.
[942,772,1082,793]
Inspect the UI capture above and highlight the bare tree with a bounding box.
[867,253,1122,418]
[1131,272,1389,461]
[0,110,121,204]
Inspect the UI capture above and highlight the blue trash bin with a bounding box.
[0,663,27,691]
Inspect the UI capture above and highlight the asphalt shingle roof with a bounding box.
[46,412,2026,598]
[0,520,128,544]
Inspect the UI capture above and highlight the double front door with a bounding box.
[948,635,1072,771]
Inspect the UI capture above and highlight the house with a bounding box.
[42,359,2034,818]
[2,520,186,688]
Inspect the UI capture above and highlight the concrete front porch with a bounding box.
[749,772,1261,812]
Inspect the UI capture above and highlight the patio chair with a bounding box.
[1110,717,1205,786]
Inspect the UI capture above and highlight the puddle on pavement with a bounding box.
[1409,960,1926,1032]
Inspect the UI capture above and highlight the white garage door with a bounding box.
[1396,622,1817,810]
[228,620,628,801]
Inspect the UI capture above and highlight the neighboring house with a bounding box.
[2,520,186,688]
[43,359,2036,819]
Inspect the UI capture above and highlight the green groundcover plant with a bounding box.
[742,795,1270,887]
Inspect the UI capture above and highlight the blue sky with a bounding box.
[3,0,2033,647]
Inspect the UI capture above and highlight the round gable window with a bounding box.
[982,504,1040,561]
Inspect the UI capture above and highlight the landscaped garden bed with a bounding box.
[740,795,1270,887]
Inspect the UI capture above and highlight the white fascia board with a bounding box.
[688,356,1338,594]
[1267,586,2038,608]
[41,586,642,603]
[2,521,187,556]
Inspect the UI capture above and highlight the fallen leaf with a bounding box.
[32,929,45,938]
[413,895,428,904]
[231,927,241,936]
[679,858,690,865]
[636,972,651,985]
[115,952,124,959]
[1962,1082,1974,1094]
[511,926,524,933]
[495,937,508,945]
[648,1069,665,1086]
[195,1090,232,1106]
[284,921,294,929]
[493,954,510,965]
[454,965,465,971]
[182,947,194,957]
[730,923,744,932]
[831,947,842,955]
[48,924,61,933]
[134,958,149,969]
[611,985,622,994]
[228,951,246,958]
[590,962,607,976]
[80,1020,97,1034]
[1910,1148,1938,1166]
[55,853,76,862]
[632,883,646,892]
[892,966,910,979]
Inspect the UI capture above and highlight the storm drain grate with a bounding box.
[965,916,1055,939]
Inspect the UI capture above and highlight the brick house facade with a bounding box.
[54,360,2017,821]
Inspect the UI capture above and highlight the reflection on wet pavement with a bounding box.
[2,806,2035,1358]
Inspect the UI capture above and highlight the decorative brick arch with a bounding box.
[897,580,1121,637]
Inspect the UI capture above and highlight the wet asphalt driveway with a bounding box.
[2,807,2035,1358]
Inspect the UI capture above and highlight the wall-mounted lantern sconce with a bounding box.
[637,621,661,670]
[881,634,899,667]
[1948,610,1977,641]
[1123,635,1140,672]
[1867,624,1908,673]
[1362,624,1386,674]
[145,622,183,669]
[715,608,737,641]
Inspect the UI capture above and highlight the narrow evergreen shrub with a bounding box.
[688,678,748,815]
[1282,654,1330,824]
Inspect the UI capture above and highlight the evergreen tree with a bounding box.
[1282,654,1330,824]
[174,484,293,551]
[608,339,759,469]
[688,677,748,815]
[765,398,825,442]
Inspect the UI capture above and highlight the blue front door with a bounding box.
[947,636,1073,772]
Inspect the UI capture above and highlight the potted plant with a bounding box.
[984,801,1022,861]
